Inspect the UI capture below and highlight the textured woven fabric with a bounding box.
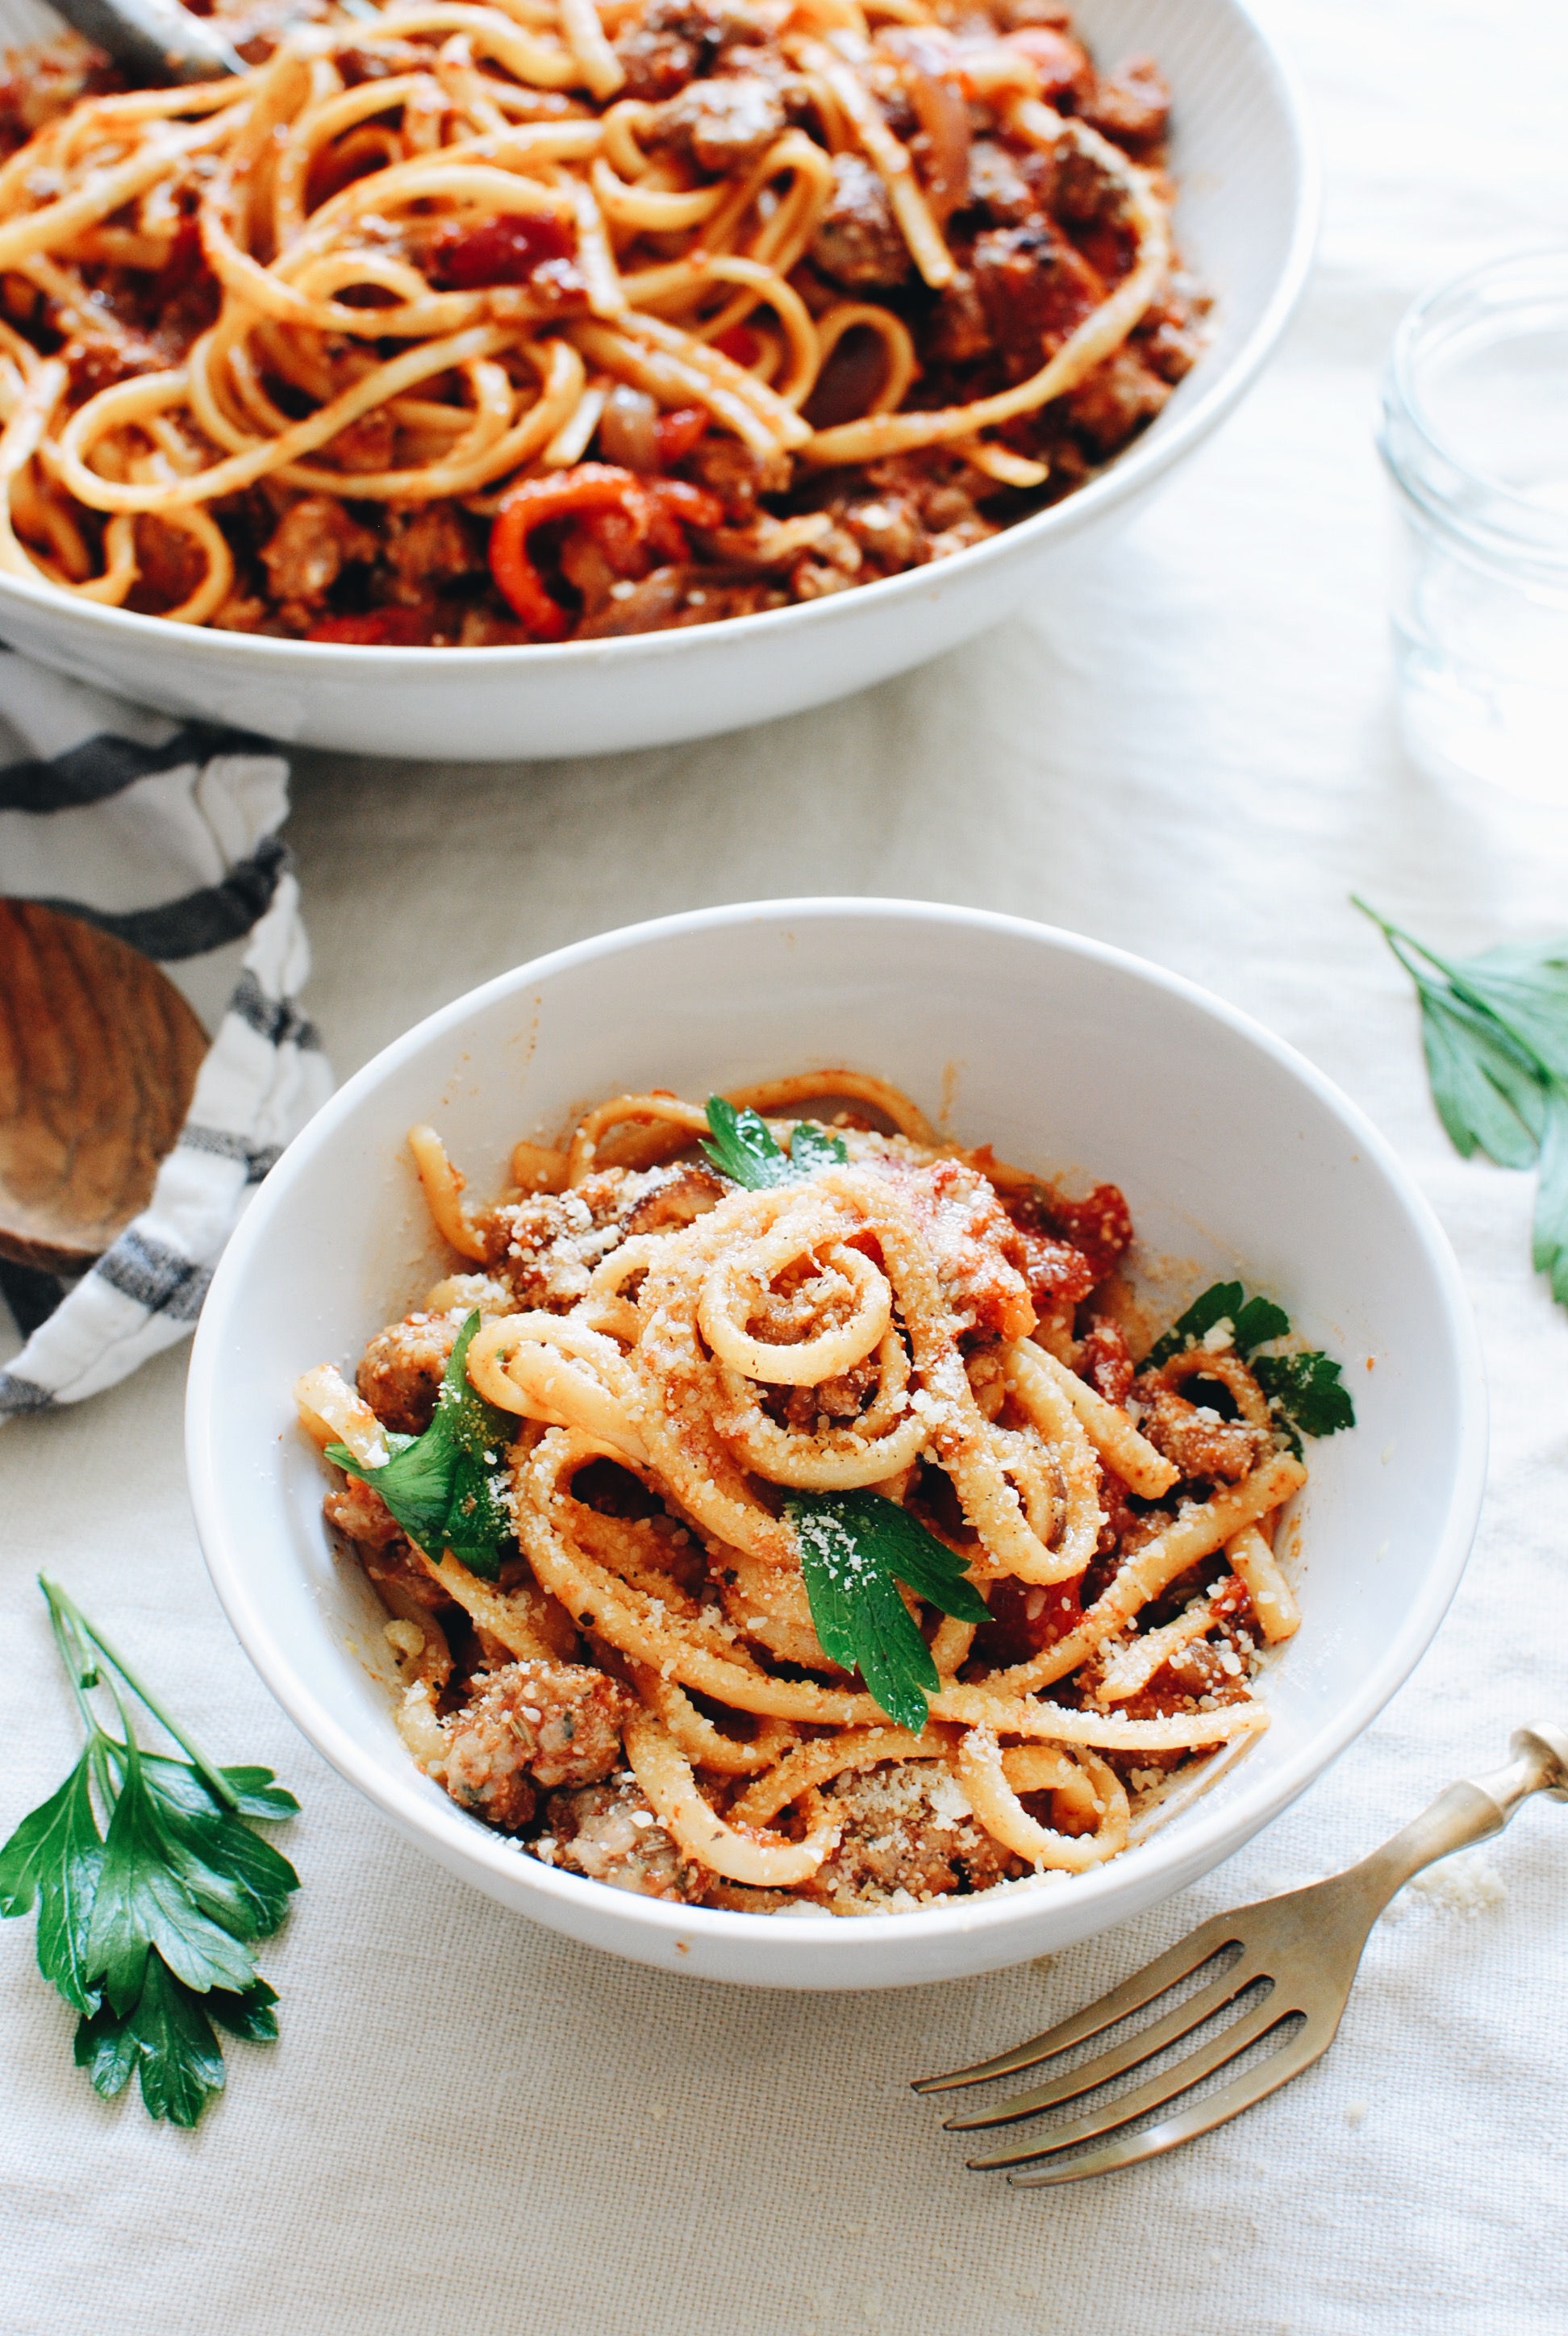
[3,0,1567,2327]
[0,657,332,1417]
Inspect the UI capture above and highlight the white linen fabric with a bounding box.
[0,657,332,1418]
[2,1,1567,2330]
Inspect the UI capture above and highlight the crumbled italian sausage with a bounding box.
[804,1763,1023,1910]
[810,152,912,291]
[544,1773,709,1900]
[428,1660,636,1830]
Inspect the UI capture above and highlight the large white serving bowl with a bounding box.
[0,0,1314,759]
[187,899,1487,1989]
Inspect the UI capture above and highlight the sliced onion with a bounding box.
[897,39,971,224]
[598,383,661,473]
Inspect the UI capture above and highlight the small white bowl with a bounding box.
[0,0,1314,759]
[187,900,1486,1989]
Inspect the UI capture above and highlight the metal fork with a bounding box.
[46,0,246,81]
[915,1724,1568,2186]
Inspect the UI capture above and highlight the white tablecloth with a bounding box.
[5,2,1567,2326]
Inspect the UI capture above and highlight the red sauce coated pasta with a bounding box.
[0,6,1205,645]
[296,1073,1317,1917]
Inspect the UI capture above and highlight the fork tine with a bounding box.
[1006,2014,1331,2184]
[940,1946,1266,2131]
[964,1986,1296,2171]
[912,1913,1244,2094]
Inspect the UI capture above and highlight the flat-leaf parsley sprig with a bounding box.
[1146,1280,1355,1454]
[0,1579,298,2128]
[788,1491,990,1736]
[1357,900,1568,1306]
[327,1309,514,1578]
[700,1095,849,1189]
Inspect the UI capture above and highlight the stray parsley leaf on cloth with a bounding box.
[0,1579,298,2128]
[700,1096,849,1190]
[327,1309,513,1578]
[1357,900,1568,1306]
[787,1490,989,1735]
[1146,1280,1354,1454]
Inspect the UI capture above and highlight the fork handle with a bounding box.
[1351,1724,1568,1915]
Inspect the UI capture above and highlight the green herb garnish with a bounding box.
[327,1309,513,1578]
[1146,1280,1354,1454]
[700,1095,849,1190]
[787,1490,989,1735]
[1357,900,1568,1306]
[786,1119,852,1175]
[0,1579,298,2128]
[1249,1351,1356,1444]
[1145,1281,1289,1368]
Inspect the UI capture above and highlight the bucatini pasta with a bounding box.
[294,1073,1341,1917]
[0,2,1204,644]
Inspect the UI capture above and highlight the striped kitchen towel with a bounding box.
[0,649,332,1420]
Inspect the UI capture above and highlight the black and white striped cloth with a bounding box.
[0,649,332,1420]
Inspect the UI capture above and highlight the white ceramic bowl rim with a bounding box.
[187,898,1485,1969]
[0,0,1319,678]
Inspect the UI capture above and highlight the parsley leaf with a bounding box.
[213,1767,301,1823]
[1145,1280,1355,1453]
[130,1753,299,1942]
[1252,1352,1357,1450]
[1357,901,1568,1308]
[1146,1281,1287,1367]
[788,1120,851,1174]
[85,1735,259,2015]
[0,1579,298,2126]
[73,1984,144,2103]
[74,1954,228,2129]
[1416,982,1544,1169]
[0,1752,105,2015]
[205,1975,281,2042]
[1449,936,1568,1086]
[701,1096,794,1187]
[1232,1295,1292,1354]
[699,1095,849,1189]
[327,1310,513,1578]
[1532,1081,1568,1306]
[74,1967,281,2128]
[787,1491,989,1735]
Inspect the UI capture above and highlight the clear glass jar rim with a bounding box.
[1383,244,1568,543]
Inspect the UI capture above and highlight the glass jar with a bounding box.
[1378,248,1568,806]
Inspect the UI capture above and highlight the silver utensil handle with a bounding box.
[48,0,244,81]
[1355,1723,1568,1913]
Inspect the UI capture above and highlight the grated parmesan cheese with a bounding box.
[1384,1850,1507,1921]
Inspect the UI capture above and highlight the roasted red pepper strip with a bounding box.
[428,213,576,289]
[653,404,709,465]
[581,504,648,578]
[490,465,641,640]
[709,326,759,368]
[643,477,725,562]
[489,463,724,640]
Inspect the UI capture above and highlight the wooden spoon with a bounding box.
[0,899,208,1275]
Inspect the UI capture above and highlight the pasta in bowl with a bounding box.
[0,0,1313,753]
[294,1075,1344,1916]
[0,0,1194,645]
[187,902,1486,1985]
